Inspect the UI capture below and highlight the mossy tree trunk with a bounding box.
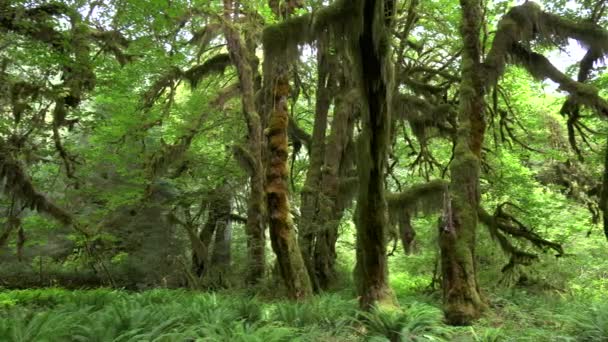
[353,0,396,309]
[314,80,356,290]
[299,37,333,292]
[190,189,232,279]
[398,213,416,255]
[600,137,608,241]
[208,190,233,288]
[222,0,266,285]
[266,71,313,299]
[438,0,487,325]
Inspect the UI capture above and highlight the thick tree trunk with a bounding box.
[222,0,266,285]
[299,38,333,292]
[439,0,487,325]
[266,72,313,299]
[354,0,396,309]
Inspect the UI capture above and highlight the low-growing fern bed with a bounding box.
[1,288,606,341]
[0,288,452,341]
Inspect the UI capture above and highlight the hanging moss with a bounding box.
[509,44,608,116]
[0,142,72,225]
[386,180,449,217]
[261,0,362,83]
[484,1,608,87]
[184,53,232,88]
[393,93,456,140]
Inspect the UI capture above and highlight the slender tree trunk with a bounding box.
[189,188,232,280]
[299,37,333,292]
[354,0,396,309]
[399,213,416,255]
[191,213,215,277]
[208,190,232,287]
[314,83,356,290]
[222,0,266,285]
[266,71,313,299]
[439,0,487,325]
[600,136,608,240]
[0,197,18,249]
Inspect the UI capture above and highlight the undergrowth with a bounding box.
[1,286,606,341]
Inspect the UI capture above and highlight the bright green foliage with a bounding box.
[0,289,361,341]
[358,303,452,341]
[2,0,608,339]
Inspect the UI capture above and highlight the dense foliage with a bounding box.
[1,0,608,339]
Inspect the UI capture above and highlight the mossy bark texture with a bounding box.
[314,84,355,290]
[222,0,266,285]
[439,0,487,325]
[353,0,396,310]
[299,39,332,292]
[600,137,608,241]
[266,73,313,300]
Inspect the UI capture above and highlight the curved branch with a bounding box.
[0,142,72,225]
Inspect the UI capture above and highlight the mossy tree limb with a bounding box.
[0,140,72,226]
[484,1,608,87]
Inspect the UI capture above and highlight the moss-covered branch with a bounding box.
[142,54,232,108]
[262,0,360,75]
[231,144,256,176]
[386,179,449,217]
[0,142,72,226]
[393,93,456,139]
[509,43,608,116]
[288,119,312,152]
[484,1,608,86]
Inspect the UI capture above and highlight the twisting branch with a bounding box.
[0,141,72,225]
[484,1,608,87]
[478,204,563,276]
[141,54,232,109]
[509,43,608,116]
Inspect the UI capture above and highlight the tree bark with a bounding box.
[222,0,266,285]
[299,37,333,292]
[399,212,416,255]
[314,81,356,290]
[600,136,608,241]
[438,0,487,325]
[266,71,313,300]
[208,190,233,287]
[353,0,396,309]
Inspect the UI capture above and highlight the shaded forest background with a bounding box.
[1,0,608,340]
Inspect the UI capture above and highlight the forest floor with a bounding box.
[0,233,606,341]
[0,278,604,341]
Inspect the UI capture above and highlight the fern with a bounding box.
[568,302,608,341]
[359,302,452,342]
